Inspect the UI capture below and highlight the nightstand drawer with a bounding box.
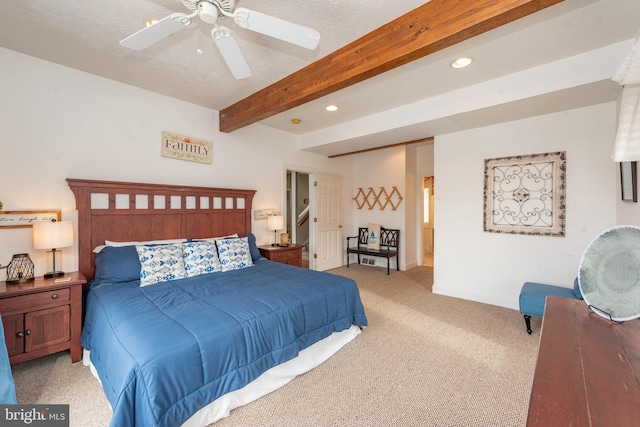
[258,244,304,267]
[272,248,301,260]
[0,288,70,313]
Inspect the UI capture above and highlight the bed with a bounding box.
[0,314,17,404]
[67,179,367,427]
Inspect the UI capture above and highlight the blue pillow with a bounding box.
[94,246,141,285]
[246,233,262,261]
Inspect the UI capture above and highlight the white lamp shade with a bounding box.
[612,84,640,161]
[33,221,74,249]
[267,215,284,231]
[611,35,640,161]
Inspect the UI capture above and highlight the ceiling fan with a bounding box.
[120,0,320,79]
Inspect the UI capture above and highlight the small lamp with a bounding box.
[267,215,284,247]
[33,220,74,278]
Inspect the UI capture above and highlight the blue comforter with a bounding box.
[0,314,17,404]
[81,259,367,427]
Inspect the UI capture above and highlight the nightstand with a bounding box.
[258,244,304,267]
[0,271,86,365]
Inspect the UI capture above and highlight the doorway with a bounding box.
[286,170,310,268]
[422,176,434,267]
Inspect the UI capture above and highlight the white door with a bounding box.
[312,173,342,271]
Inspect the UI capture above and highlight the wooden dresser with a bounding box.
[258,244,303,267]
[527,296,640,426]
[0,271,86,364]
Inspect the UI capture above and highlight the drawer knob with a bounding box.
[52,294,59,299]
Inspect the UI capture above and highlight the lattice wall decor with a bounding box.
[484,151,566,237]
[353,187,404,210]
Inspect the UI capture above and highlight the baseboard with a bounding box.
[432,283,518,311]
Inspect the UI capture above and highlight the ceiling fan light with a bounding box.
[121,0,318,79]
[451,56,473,69]
[198,1,219,24]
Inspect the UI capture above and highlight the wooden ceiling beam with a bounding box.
[219,0,564,133]
[328,137,435,158]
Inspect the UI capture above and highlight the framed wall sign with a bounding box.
[484,152,566,237]
[620,161,637,202]
[0,210,61,229]
[161,131,213,164]
[253,208,276,220]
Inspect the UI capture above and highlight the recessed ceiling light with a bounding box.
[325,105,339,112]
[451,57,473,69]
[291,118,301,125]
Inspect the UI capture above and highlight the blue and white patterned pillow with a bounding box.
[183,240,222,277]
[216,237,254,272]
[136,243,187,286]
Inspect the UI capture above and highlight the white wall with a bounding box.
[416,144,435,179]
[0,48,350,280]
[346,143,435,271]
[434,103,618,310]
[349,147,413,269]
[617,192,640,225]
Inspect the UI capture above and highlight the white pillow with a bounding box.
[216,237,253,272]
[106,238,187,247]
[136,243,187,286]
[95,238,187,253]
[197,233,239,242]
[183,240,222,277]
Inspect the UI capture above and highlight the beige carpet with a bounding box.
[11,265,541,426]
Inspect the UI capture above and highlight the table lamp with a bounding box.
[267,215,284,246]
[33,220,74,278]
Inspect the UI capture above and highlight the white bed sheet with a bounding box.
[84,324,361,426]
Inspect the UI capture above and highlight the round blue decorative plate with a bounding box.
[579,225,640,321]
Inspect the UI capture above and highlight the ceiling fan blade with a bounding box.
[120,13,192,50]
[233,7,320,50]
[212,26,252,80]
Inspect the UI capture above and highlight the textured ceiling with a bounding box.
[1,0,639,157]
[264,0,640,133]
[0,0,426,110]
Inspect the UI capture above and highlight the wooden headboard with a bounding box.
[67,179,256,281]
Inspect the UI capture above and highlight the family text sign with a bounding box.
[161,131,213,164]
